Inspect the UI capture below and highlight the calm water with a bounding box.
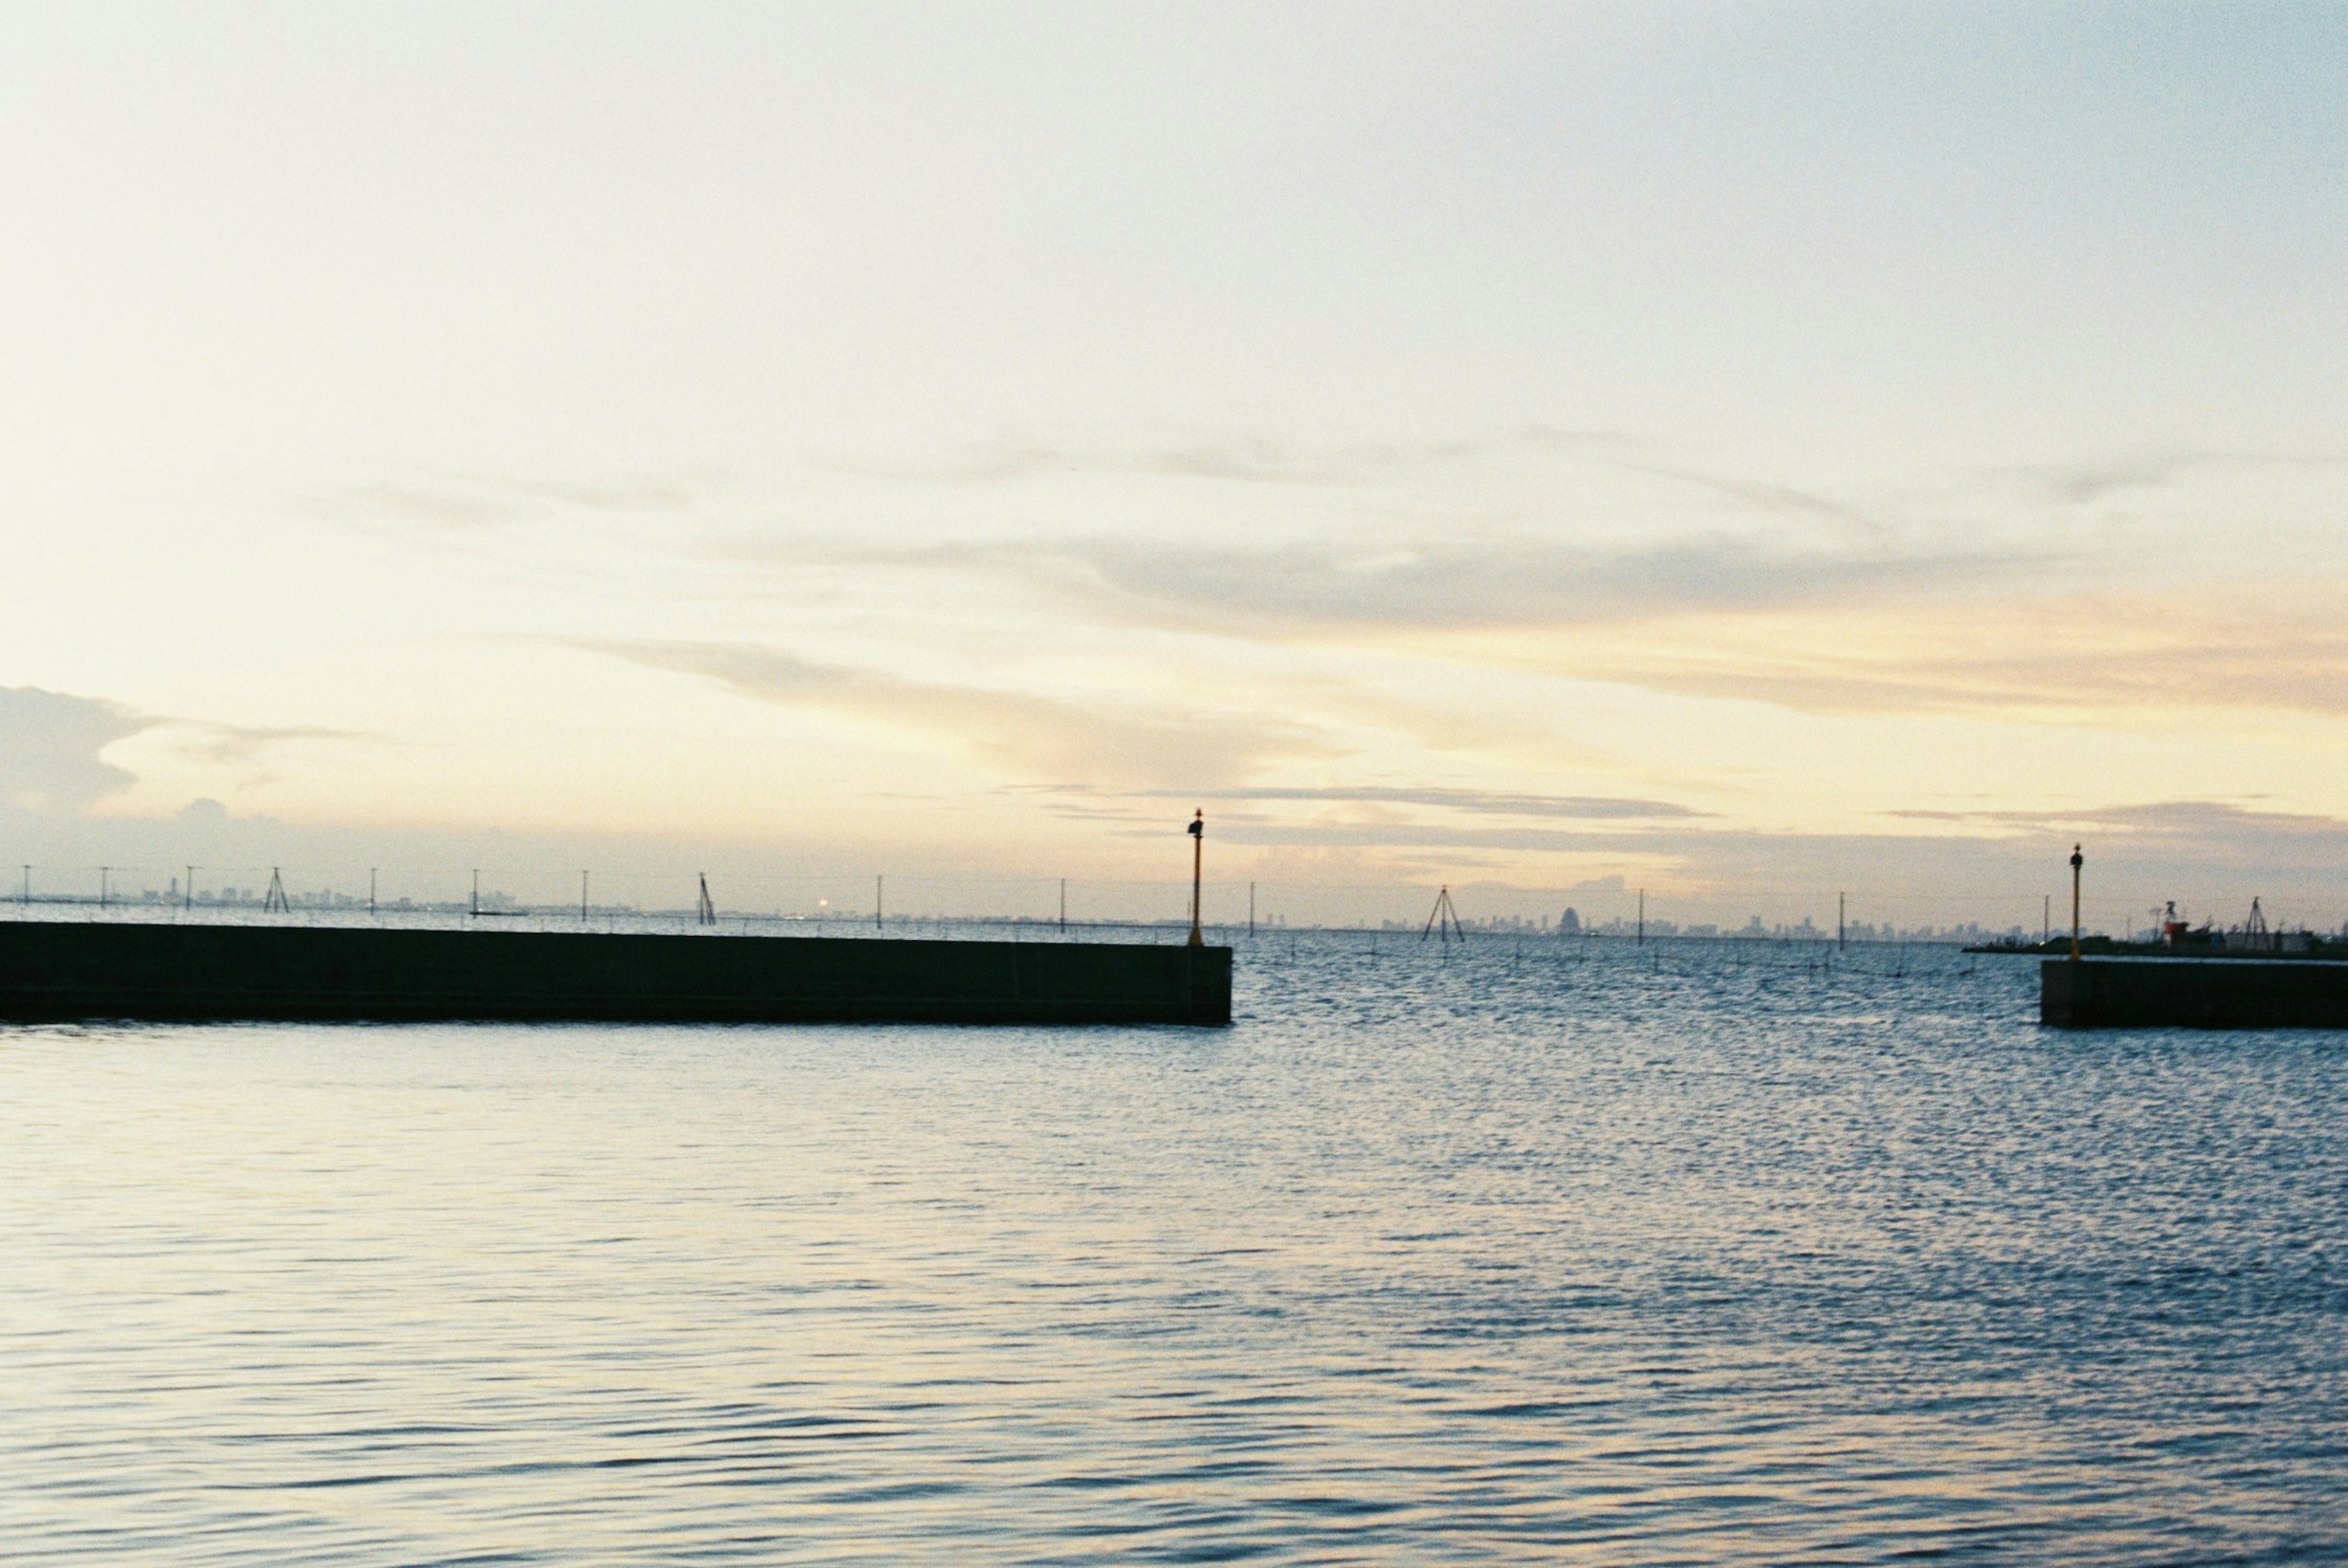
[3,935,2341,1564]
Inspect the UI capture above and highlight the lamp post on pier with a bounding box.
[1187,811,1205,947]
[2069,844,2084,962]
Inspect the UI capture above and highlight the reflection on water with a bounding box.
[2,937,2341,1563]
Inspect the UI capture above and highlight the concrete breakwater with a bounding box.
[0,920,1232,1026]
[2042,956,2348,1029]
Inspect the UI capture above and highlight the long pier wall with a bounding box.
[2042,957,2348,1030]
[0,921,1231,1026]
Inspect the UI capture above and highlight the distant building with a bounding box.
[1559,907,1581,935]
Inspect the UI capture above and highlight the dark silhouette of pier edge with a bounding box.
[2034,846,2346,1029]
[0,921,1232,1026]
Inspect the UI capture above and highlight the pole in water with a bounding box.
[876,874,884,931]
[1059,878,1067,932]
[99,866,109,909]
[471,869,480,918]
[1838,891,1846,950]
[696,874,717,926]
[2069,843,2084,962]
[1637,888,1645,946]
[581,870,589,922]
[1187,810,1205,946]
[264,866,290,914]
[1249,880,1257,936]
[187,865,196,912]
[369,867,377,916]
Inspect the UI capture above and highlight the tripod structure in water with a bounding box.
[1422,885,1464,944]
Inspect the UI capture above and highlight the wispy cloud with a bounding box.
[2000,447,2346,508]
[1504,584,2348,718]
[336,482,511,531]
[809,429,1940,521]
[1607,458,1888,536]
[1057,533,2027,633]
[1198,800,2348,914]
[1056,784,1707,820]
[504,478,693,511]
[578,639,1337,787]
[808,430,1600,488]
[322,473,699,532]
[1127,804,2347,910]
[739,530,2031,637]
[709,531,2342,721]
[155,721,375,776]
[1889,798,2348,842]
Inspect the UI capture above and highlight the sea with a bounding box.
[2,932,2341,1564]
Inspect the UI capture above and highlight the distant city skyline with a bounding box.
[4,3,2341,926]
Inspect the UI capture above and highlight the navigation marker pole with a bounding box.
[2069,844,2084,962]
[1187,811,1205,947]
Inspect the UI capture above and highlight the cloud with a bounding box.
[324,473,698,532]
[578,639,1335,787]
[505,478,693,511]
[1,689,377,815]
[719,531,2341,721]
[153,721,375,783]
[2003,448,2345,508]
[744,430,2341,628]
[1185,800,2347,918]
[1608,457,1888,536]
[1060,784,1707,820]
[1057,533,2031,633]
[1889,798,2348,845]
[0,686,151,810]
[1497,583,2348,718]
[754,529,2031,638]
[1208,821,1680,853]
[1675,802,2348,914]
[1176,815,2347,915]
[336,482,511,531]
[810,430,1582,488]
[812,428,1917,517]
[772,545,2307,726]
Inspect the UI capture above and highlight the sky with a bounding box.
[2,1,2342,932]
